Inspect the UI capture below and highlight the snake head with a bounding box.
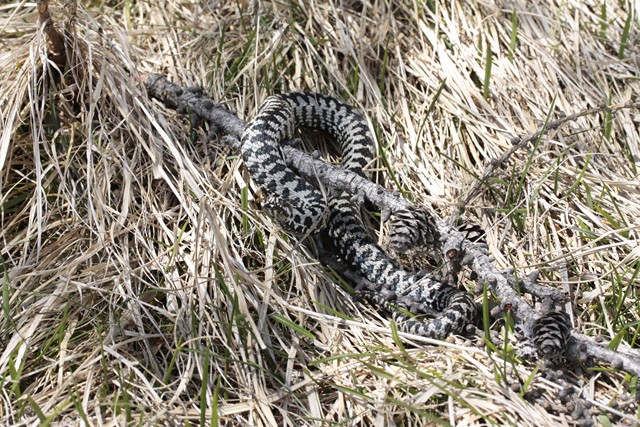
[262,194,294,228]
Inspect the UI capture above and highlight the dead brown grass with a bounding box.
[1,0,638,425]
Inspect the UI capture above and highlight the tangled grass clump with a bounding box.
[1,1,638,425]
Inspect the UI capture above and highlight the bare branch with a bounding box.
[142,73,640,377]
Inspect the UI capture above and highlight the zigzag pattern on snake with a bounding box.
[241,93,478,339]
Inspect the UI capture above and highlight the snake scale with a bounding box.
[241,93,479,339]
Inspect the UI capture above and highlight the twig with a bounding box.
[460,99,640,207]
[570,333,640,378]
[143,74,409,213]
[142,73,640,377]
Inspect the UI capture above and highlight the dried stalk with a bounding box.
[37,0,66,68]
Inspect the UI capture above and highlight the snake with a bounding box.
[240,93,479,339]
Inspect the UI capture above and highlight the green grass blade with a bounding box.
[200,345,211,427]
[514,95,557,202]
[599,3,608,40]
[271,313,316,339]
[483,44,493,100]
[618,11,632,58]
[509,10,518,62]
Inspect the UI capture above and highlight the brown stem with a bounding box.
[37,0,66,69]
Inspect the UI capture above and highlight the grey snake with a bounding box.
[240,93,479,339]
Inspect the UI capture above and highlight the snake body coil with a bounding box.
[241,94,373,233]
[241,93,478,339]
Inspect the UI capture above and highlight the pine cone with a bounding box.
[532,311,572,358]
[388,206,437,253]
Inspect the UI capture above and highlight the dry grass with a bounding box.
[1,0,639,425]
